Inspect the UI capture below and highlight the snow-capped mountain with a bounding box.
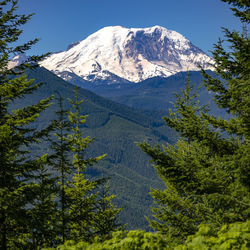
[40,25,213,84]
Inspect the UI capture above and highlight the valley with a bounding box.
[20,66,176,230]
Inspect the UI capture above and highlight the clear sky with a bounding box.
[16,0,242,56]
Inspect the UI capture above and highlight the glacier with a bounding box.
[40,25,214,84]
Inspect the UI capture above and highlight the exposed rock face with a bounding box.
[40,26,213,85]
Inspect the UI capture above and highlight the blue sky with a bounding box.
[17,0,242,56]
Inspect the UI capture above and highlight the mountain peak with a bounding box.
[40,25,213,84]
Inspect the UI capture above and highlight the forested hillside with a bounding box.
[17,66,175,230]
[86,71,216,111]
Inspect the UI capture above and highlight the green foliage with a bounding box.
[48,88,122,244]
[49,94,73,243]
[47,221,250,250]
[0,0,54,249]
[139,0,250,242]
[175,220,250,250]
[26,155,60,249]
[221,0,250,23]
[23,66,171,230]
[64,87,106,242]
[1,1,123,248]
[65,173,98,242]
[52,230,173,250]
[92,181,123,240]
[66,88,106,174]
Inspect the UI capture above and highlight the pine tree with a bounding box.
[50,89,123,243]
[26,155,59,249]
[139,0,250,243]
[92,179,123,240]
[0,1,53,249]
[49,94,72,244]
[65,87,106,242]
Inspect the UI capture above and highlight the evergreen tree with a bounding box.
[65,87,106,242]
[49,89,123,243]
[139,0,250,243]
[49,94,72,244]
[26,155,59,249]
[92,179,123,240]
[0,0,53,249]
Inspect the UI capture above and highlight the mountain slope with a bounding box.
[40,25,213,85]
[16,66,173,230]
[89,71,217,111]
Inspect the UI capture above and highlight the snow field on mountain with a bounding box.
[40,25,214,84]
